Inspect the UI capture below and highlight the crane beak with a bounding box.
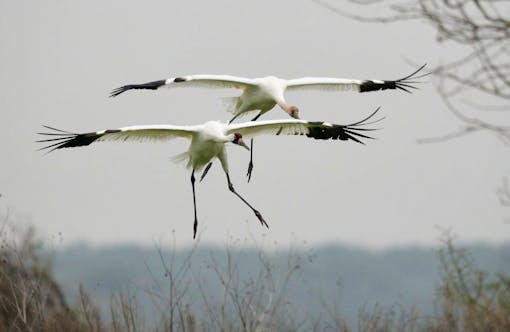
[237,138,250,151]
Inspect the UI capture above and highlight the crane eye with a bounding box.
[232,133,243,143]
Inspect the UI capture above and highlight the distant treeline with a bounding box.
[51,241,510,330]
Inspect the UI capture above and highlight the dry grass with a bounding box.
[0,224,508,331]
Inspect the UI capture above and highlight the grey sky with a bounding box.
[1,0,508,248]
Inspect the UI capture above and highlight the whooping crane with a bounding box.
[110,65,425,181]
[38,108,382,239]
[110,65,426,121]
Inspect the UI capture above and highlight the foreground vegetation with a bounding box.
[1,225,509,331]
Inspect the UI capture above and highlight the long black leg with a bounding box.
[191,170,198,239]
[246,112,263,182]
[246,139,254,182]
[200,162,213,182]
[250,112,262,122]
[228,112,242,124]
[226,172,268,228]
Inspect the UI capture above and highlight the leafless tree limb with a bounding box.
[314,0,510,145]
[417,80,510,145]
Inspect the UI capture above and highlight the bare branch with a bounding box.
[418,82,510,145]
[320,0,510,101]
[320,0,510,147]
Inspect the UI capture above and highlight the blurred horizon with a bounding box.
[1,1,509,330]
[1,0,508,248]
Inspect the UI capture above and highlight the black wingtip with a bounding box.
[37,126,101,152]
[109,79,167,97]
[309,106,383,143]
[397,63,428,81]
[359,64,429,93]
[41,125,76,134]
[346,106,382,127]
[109,86,130,97]
[306,107,382,143]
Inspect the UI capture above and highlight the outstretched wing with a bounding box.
[226,107,383,144]
[110,74,257,97]
[286,64,428,93]
[38,124,198,153]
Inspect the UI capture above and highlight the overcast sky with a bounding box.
[1,0,508,249]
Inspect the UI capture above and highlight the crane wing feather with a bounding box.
[227,120,310,138]
[286,65,428,94]
[286,77,363,92]
[171,75,257,89]
[226,107,382,143]
[110,75,257,97]
[38,125,197,152]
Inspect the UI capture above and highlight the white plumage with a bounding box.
[110,65,425,181]
[38,108,381,239]
[110,65,426,121]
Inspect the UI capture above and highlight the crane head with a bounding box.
[288,105,300,119]
[232,133,250,150]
